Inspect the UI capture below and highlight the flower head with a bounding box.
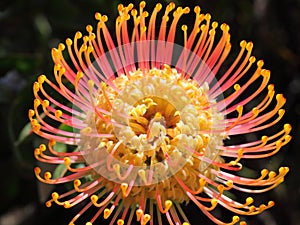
[29,2,291,225]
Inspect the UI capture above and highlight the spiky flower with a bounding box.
[29,2,291,225]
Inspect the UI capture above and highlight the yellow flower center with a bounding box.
[80,64,224,203]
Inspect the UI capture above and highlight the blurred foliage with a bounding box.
[0,0,299,225]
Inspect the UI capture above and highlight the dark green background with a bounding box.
[0,0,299,224]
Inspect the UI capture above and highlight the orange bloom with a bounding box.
[29,2,291,225]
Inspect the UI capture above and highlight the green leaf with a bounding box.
[59,123,74,132]
[53,141,67,153]
[16,122,32,145]
[53,164,67,179]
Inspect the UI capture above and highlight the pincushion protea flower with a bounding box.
[29,2,291,225]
